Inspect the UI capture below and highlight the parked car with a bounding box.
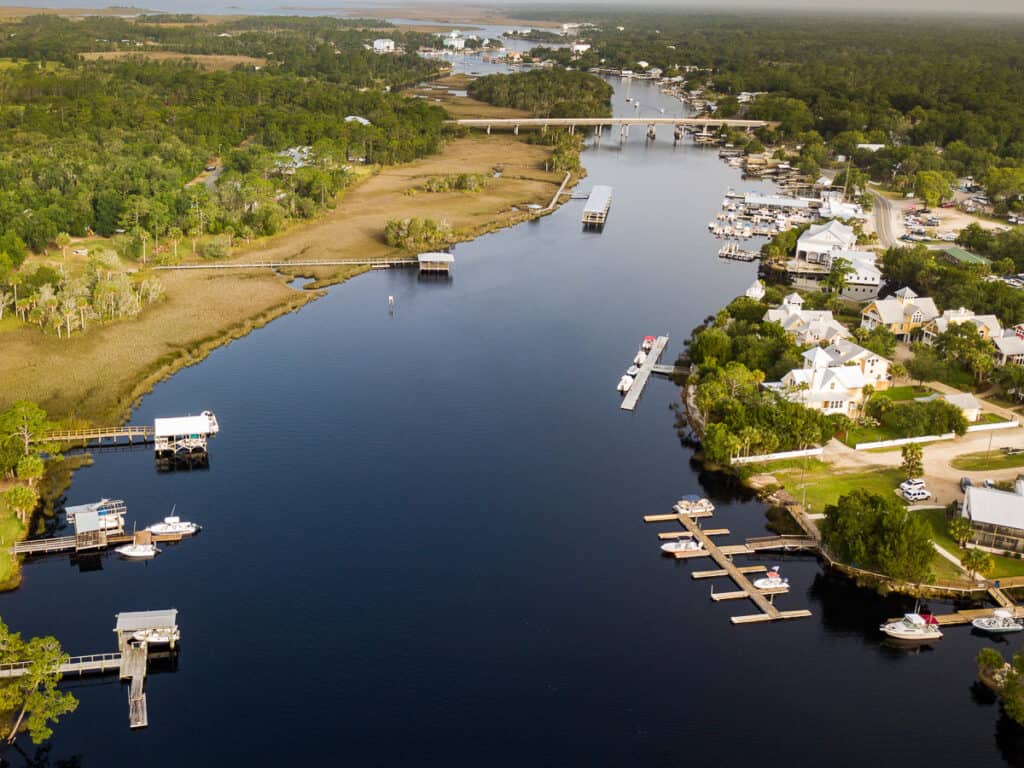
[960,477,973,492]
[900,478,926,493]
[903,488,932,501]
[984,479,996,488]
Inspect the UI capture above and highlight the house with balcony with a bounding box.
[961,479,1024,554]
[860,287,939,340]
[763,293,851,346]
[921,307,1002,345]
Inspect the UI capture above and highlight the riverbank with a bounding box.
[0,134,566,424]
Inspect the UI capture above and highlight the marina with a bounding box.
[620,335,670,411]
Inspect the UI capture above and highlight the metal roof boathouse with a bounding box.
[582,185,613,229]
[154,410,219,460]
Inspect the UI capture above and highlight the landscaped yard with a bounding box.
[884,385,934,402]
[917,508,1024,578]
[843,424,899,446]
[951,450,1024,472]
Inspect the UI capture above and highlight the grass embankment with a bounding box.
[0,135,564,423]
[752,460,907,513]
[952,451,1024,471]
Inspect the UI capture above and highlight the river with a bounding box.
[1,75,1021,767]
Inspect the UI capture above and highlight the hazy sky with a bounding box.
[10,0,1024,15]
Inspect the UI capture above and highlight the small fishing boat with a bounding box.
[626,365,641,376]
[660,538,703,555]
[753,566,789,591]
[617,375,634,393]
[633,351,646,366]
[132,627,181,645]
[146,515,200,536]
[972,609,1024,634]
[642,336,655,352]
[880,613,943,642]
[115,542,160,559]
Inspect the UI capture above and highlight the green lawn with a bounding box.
[843,424,899,446]
[766,464,908,514]
[951,450,1024,472]
[978,412,1012,424]
[884,385,933,402]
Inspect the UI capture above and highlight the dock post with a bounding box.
[486,124,491,135]
[514,123,519,136]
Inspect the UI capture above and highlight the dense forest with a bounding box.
[526,12,1024,189]
[467,69,613,118]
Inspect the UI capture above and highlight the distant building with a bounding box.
[442,37,466,51]
[745,279,765,301]
[856,143,885,152]
[961,479,1024,554]
[571,42,591,55]
[764,293,852,346]
[796,219,857,262]
[940,246,991,267]
[372,38,395,53]
[860,287,939,340]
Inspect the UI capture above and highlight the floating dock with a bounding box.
[646,498,812,625]
[582,185,612,228]
[621,336,670,412]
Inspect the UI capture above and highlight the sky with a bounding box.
[8,0,1024,16]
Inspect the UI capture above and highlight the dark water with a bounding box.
[1,78,1021,767]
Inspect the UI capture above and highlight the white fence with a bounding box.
[966,420,1020,433]
[731,447,824,465]
[854,433,955,451]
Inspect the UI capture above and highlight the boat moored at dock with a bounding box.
[617,375,635,393]
[880,613,943,642]
[145,516,200,537]
[971,609,1024,634]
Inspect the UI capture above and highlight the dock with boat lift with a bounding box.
[646,497,813,625]
[582,185,613,228]
[621,335,670,412]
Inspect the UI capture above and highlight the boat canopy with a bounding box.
[904,613,927,626]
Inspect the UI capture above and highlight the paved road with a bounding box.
[869,189,901,248]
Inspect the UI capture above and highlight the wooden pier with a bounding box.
[621,336,670,412]
[154,257,418,271]
[0,610,178,730]
[10,530,189,556]
[646,499,812,625]
[39,425,155,446]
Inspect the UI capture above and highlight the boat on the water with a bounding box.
[633,351,646,366]
[660,538,703,555]
[115,543,160,559]
[617,375,635,393]
[753,566,789,591]
[880,613,942,642]
[146,515,200,536]
[972,609,1024,634]
[626,365,641,376]
[642,336,655,352]
[132,627,181,644]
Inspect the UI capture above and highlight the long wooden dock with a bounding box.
[621,336,670,412]
[10,530,188,556]
[154,258,417,271]
[38,425,154,446]
[646,500,812,625]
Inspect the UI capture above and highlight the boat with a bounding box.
[626,365,641,376]
[972,609,1024,634]
[115,543,160,559]
[617,375,634,393]
[132,627,181,645]
[753,566,789,591]
[880,613,943,642]
[145,515,200,536]
[660,538,703,555]
[642,336,655,352]
[633,351,646,366]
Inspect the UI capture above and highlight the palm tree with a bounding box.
[0,291,11,321]
[949,516,972,548]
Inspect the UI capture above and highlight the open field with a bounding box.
[404,75,532,121]
[81,51,267,70]
[344,4,563,28]
[0,6,149,20]
[0,135,561,423]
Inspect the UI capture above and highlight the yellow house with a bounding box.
[861,287,939,340]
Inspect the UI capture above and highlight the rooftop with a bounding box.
[943,246,991,266]
[115,609,179,633]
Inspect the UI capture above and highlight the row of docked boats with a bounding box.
[114,513,201,560]
[617,336,656,393]
[879,608,1024,644]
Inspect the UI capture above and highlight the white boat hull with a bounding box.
[971,618,1024,634]
[146,522,199,536]
[753,578,788,591]
[880,624,942,642]
[116,544,159,559]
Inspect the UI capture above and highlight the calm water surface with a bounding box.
[2,78,1022,767]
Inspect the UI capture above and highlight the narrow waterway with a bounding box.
[2,75,1021,767]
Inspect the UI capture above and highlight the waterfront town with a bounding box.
[2,3,1024,764]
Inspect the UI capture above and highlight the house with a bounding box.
[921,307,1002,344]
[940,246,991,267]
[815,249,883,300]
[442,37,466,50]
[763,293,851,346]
[570,42,591,55]
[372,38,395,53]
[796,219,857,263]
[995,334,1024,366]
[961,479,1024,554]
[944,393,982,422]
[775,364,868,416]
[856,143,885,152]
[860,287,940,340]
[744,279,765,301]
[819,338,892,389]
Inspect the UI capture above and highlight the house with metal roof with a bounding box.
[860,286,939,340]
[940,246,991,267]
[962,479,1024,553]
[995,334,1024,366]
[921,307,1002,345]
[763,293,851,346]
[796,219,857,263]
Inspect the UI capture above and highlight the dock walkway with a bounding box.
[622,336,670,412]
[39,426,154,446]
[10,530,187,556]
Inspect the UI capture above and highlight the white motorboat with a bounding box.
[753,566,789,591]
[660,538,703,555]
[132,627,181,645]
[633,351,647,366]
[880,613,943,642]
[617,375,635,393]
[627,365,641,376]
[115,543,160,559]
[641,336,655,352]
[146,516,200,536]
[972,609,1024,634]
